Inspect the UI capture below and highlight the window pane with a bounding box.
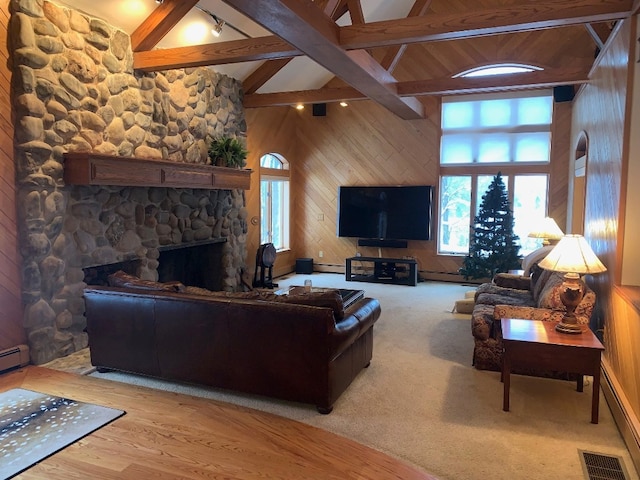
[270,181,283,248]
[476,175,508,215]
[439,176,471,254]
[260,154,282,169]
[480,99,511,127]
[441,134,473,164]
[514,132,551,162]
[442,102,473,129]
[478,134,510,163]
[513,175,548,255]
[517,96,552,125]
[260,180,270,244]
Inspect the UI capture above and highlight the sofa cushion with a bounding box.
[476,292,535,308]
[536,272,568,310]
[180,285,262,299]
[108,271,183,292]
[259,290,345,320]
[531,267,554,303]
[493,273,531,290]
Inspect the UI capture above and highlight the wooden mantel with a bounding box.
[63,152,252,190]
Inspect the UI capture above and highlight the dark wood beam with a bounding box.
[243,67,590,108]
[339,0,632,49]
[633,0,640,14]
[244,86,365,108]
[134,37,300,71]
[130,0,199,52]
[243,0,347,95]
[223,0,424,119]
[380,0,432,73]
[133,0,631,72]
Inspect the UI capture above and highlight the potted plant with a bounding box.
[208,135,248,168]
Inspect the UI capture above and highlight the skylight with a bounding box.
[454,64,543,78]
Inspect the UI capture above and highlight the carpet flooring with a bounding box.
[49,274,638,480]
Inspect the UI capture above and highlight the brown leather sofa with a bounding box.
[84,280,381,414]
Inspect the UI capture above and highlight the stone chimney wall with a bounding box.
[11,0,249,364]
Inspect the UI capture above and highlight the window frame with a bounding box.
[259,153,290,252]
[437,90,554,256]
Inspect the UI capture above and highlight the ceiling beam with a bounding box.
[222,0,424,120]
[134,37,300,71]
[130,0,199,52]
[243,0,347,95]
[584,22,611,49]
[133,0,631,71]
[340,0,632,49]
[243,67,590,108]
[380,0,432,73]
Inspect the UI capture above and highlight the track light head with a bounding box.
[211,19,224,37]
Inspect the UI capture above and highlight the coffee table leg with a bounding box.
[503,349,510,412]
[577,374,584,392]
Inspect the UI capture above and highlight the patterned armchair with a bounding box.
[471,267,596,374]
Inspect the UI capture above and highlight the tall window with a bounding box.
[260,153,290,251]
[438,90,553,256]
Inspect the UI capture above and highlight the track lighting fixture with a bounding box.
[195,5,251,39]
[211,17,225,37]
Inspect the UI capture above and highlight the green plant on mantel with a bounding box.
[208,135,248,168]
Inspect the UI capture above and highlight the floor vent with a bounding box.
[580,450,629,480]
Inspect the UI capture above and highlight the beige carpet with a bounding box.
[52,274,638,480]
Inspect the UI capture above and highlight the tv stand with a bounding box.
[345,256,418,286]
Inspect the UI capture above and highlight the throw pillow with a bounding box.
[536,272,570,310]
[107,270,183,292]
[493,273,531,290]
[259,290,345,320]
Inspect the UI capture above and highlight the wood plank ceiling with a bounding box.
[129,0,634,119]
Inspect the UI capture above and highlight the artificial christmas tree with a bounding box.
[459,172,521,280]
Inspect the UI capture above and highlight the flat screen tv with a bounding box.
[337,185,432,241]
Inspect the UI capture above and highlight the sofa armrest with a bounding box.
[330,298,381,359]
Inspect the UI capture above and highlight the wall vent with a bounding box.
[580,450,630,480]
[0,345,30,372]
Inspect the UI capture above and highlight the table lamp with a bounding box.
[538,234,606,334]
[527,217,564,246]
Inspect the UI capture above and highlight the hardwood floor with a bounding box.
[1,367,439,480]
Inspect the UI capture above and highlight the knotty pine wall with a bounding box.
[246,95,570,282]
[0,0,26,350]
[570,18,640,468]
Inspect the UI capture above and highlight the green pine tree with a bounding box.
[459,172,522,280]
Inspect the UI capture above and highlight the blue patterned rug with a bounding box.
[0,388,125,479]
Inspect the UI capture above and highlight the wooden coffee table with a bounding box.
[501,318,605,424]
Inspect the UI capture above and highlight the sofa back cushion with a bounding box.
[531,266,554,304]
[535,272,567,310]
[259,290,345,320]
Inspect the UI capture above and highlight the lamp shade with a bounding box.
[538,234,607,274]
[527,217,564,241]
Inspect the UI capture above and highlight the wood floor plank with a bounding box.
[1,367,439,480]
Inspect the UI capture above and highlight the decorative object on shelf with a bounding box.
[527,216,564,245]
[538,234,607,334]
[208,135,248,168]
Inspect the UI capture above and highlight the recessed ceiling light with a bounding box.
[295,104,304,110]
[340,101,348,107]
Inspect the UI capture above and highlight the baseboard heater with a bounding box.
[0,345,30,372]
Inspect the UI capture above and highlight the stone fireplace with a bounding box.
[11,0,250,364]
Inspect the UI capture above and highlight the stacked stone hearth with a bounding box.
[11,0,249,364]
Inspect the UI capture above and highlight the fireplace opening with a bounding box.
[157,238,226,291]
[83,259,142,286]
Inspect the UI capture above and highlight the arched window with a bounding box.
[260,153,290,251]
[454,63,542,78]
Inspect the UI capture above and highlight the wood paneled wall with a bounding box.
[246,94,571,281]
[0,0,26,350]
[570,17,640,468]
